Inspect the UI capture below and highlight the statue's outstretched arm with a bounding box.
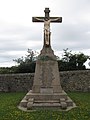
[51,17,60,22]
[35,17,44,21]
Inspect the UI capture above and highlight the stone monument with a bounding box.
[18,8,76,111]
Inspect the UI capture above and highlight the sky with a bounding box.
[0,0,90,68]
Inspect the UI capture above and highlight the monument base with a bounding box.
[18,90,76,111]
[18,46,76,111]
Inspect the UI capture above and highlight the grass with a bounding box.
[0,92,90,120]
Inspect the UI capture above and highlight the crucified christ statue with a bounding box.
[32,8,62,47]
[35,17,60,46]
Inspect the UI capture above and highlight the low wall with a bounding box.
[0,70,90,92]
[0,73,34,92]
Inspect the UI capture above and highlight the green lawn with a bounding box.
[0,92,90,120]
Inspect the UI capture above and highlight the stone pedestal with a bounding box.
[18,46,76,111]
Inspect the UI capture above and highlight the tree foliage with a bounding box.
[0,48,90,74]
[13,49,38,73]
[58,48,90,71]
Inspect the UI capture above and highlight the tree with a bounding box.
[58,48,90,71]
[12,48,90,73]
[13,49,38,73]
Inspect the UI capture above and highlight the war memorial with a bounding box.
[18,8,76,111]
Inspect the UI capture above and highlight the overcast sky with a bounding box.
[0,0,90,67]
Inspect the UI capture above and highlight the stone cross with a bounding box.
[19,8,76,111]
[32,8,62,47]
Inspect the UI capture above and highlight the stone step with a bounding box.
[19,99,27,107]
[26,103,62,110]
[35,100,60,103]
[66,97,73,106]
[25,93,67,100]
[33,103,61,107]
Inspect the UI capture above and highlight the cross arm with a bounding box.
[50,17,62,23]
[32,17,45,22]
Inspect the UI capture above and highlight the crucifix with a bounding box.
[19,8,75,111]
[32,8,62,47]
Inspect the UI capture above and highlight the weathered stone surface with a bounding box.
[66,97,73,106]
[27,102,33,110]
[61,102,67,109]
[0,73,34,92]
[20,99,27,107]
[0,70,90,92]
[27,98,34,110]
[60,98,65,102]
[25,91,67,101]
[17,43,76,110]
[40,87,53,94]
[32,47,62,94]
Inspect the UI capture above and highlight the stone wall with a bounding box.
[0,73,34,92]
[60,70,90,92]
[0,70,90,92]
